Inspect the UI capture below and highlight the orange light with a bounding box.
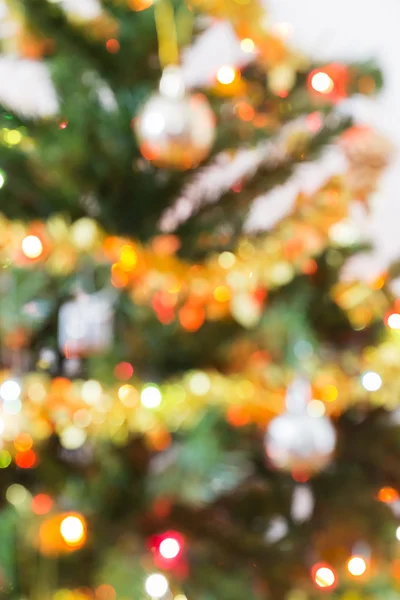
[106,39,120,54]
[378,486,399,503]
[312,564,337,590]
[311,71,334,94]
[179,304,205,332]
[128,0,153,10]
[227,405,250,427]
[14,433,33,452]
[347,556,367,577]
[96,584,117,600]
[60,514,87,548]
[236,102,255,122]
[111,263,129,288]
[32,493,53,515]
[22,235,43,259]
[15,450,37,469]
[217,66,236,85]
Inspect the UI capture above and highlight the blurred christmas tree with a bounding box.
[0,1,399,600]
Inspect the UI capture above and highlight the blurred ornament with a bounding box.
[58,290,114,357]
[308,64,348,103]
[340,126,392,201]
[135,66,215,170]
[264,376,336,474]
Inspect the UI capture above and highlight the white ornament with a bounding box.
[265,376,336,474]
[135,66,215,170]
[58,290,114,357]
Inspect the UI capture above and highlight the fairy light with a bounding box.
[145,574,169,598]
[347,556,367,577]
[22,235,43,259]
[141,384,162,408]
[217,66,236,85]
[60,515,86,546]
[311,72,334,94]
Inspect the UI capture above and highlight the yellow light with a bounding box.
[311,72,334,94]
[217,66,236,85]
[314,566,336,588]
[347,556,367,577]
[213,285,231,302]
[60,515,86,546]
[22,235,43,259]
[240,38,255,53]
[119,244,137,271]
[218,251,236,269]
[5,129,22,145]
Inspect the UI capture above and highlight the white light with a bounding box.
[217,66,236,85]
[3,398,22,415]
[145,573,169,598]
[0,380,21,402]
[272,22,294,40]
[22,235,43,259]
[142,112,165,136]
[311,72,334,94]
[60,515,85,544]
[361,371,382,392]
[0,172,5,188]
[307,400,326,418]
[347,556,367,577]
[82,380,102,405]
[396,526,400,541]
[189,372,211,396]
[240,38,255,53]
[141,385,162,408]
[159,537,181,559]
[388,313,400,330]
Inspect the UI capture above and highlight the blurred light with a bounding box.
[0,170,5,188]
[60,515,86,546]
[361,371,382,392]
[388,313,400,330]
[272,22,294,40]
[16,450,37,469]
[0,417,4,435]
[141,384,162,408]
[0,450,11,468]
[59,120,68,130]
[218,251,236,269]
[347,556,367,577]
[5,129,22,145]
[6,484,28,506]
[114,362,134,381]
[396,526,400,541]
[96,584,116,600]
[32,493,53,515]
[119,245,137,271]
[3,397,22,415]
[213,285,231,302]
[142,112,165,136]
[106,39,120,53]
[378,486,399,503]
[22,235,43,259]
[174,596,187,600]
[0,379,21,401]
[159,537,181,559]
[312,564,336,589]
[160,67,185,99]
[240,38,255,53]
[14,433,33,452]
[307,400,326,418]
[145,573,169,598]
[217,66,236,85]
[82,380,102,404]
[311,72,334,94]
[189,372,211,396]
[60,426,87,450]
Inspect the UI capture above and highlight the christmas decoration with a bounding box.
[265,376,337,473]
[135,66,215,169]
[307,63,349,103]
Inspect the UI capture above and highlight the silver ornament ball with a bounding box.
[135,66,215,170]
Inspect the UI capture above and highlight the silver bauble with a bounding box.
[264,376,336,473]
[135,66,215,170]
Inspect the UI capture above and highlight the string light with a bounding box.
[217,66,236,85]
[60,514,86,547]
[347,556,367,577]
[145,573,169,598]
[22,235,43,259]
[310,72,334,94]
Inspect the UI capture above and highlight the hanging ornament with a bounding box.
[58,290,114,357]
[264,376,336,474]
[135,66,215,170]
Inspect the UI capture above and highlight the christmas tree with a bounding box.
[0,1,398,600]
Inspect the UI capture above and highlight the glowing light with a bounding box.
[311,72,334,94]
[22,235,43,259]
[313,565,336,589]
[217,66,236,85]
[0,170,6,188]
[218,251,236,269]
[378,486,399,503]
[0,379,21,402]
[16,450,37,469]
[141,384,162,408]
[5,129,22,145]
[240,38,255,53]
[159,537,181,559]
[189,372,211,396]
[3,397,22,414]
[0,450,11,468]
[388,313,400,330]
[60,426,87,450]
[272,22,294,40]
[32,493,53,515]
[396,526,400,541]
[6,484,28,506]
[60,515,86,546]
[106,39,120,53]
[347,556,367,577]
[119,245,137,271]
[361,371,382,392]
[82,380,102,404]
[145,573,169,598]
[213,285,231,302]
[14,433,33,452]
[114,362,134,381]
[307,400,326,418]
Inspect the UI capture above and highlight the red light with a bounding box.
[106,39,120,54]
[32,493,53,515]
[59,120,68,130]
[16,450,37,469]
[114,362,134,381]
[150,530,185,568]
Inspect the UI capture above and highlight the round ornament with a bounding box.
[135,66,215,170]
[265,376,336,473]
